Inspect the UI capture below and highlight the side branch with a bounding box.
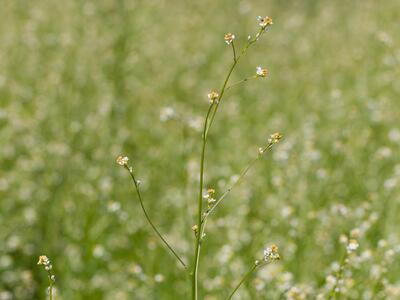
[202,143,273,223]
[123,164,188,269]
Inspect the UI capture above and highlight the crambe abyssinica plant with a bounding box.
[37,255,56,300]
[117,15,281,299]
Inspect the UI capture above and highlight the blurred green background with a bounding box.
[1,0,400,299]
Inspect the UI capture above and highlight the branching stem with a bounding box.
[192,27,269,299]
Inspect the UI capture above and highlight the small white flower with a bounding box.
[224,33,235,45]
[160,107,176,122]
[263,244,280,261]
[154,274,164,283]
[116,155,129,166]
[207,91,219,104]
[347,239,359,253]
[256,66,269,77]
[257,16,273,28]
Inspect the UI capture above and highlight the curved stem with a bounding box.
[124,165,187,269]
[225,264,258,300]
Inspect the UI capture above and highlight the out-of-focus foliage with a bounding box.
[0,0,399,299]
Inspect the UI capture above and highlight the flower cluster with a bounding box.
[37,255,51,268]
[116,155,129,166]
[191,224,198,236]
[268,132,283,145]
[256,66,269,77]
[257,16,273,29]
[37,255,56,288]
[207,91,219,104]
[224,33,235,45]
[204,188,216,209]
[263,244,280,262]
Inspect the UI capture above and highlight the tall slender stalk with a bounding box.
[118,17,276,299]
[192,27,271,299]
[192,104,215,299]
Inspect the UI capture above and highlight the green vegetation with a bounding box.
[0,0,399,299]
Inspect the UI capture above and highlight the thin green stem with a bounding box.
[205,60,237,137]
[124,165,187,269]
[202,144,272,223]
[49,281,53,300]
[231,41,237,62]
[192,26,271,299]
[226,76,257,91]
[192,103,215,300]
[225,264,258,300]
[328,250,348,300]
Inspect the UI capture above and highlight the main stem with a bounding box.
[49,283,53,300]
[192,104,214,299]
[192,57,239,300]
[192,30,265,299]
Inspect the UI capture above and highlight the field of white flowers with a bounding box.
[0,0,399,299]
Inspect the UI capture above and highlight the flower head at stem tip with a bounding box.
[224,33,235,45]
[116,155,129,166]
[268,132,283,145]
[256,66,269,78]
[263,244,280,261]
[257,16,273,28]
[207,91,219,104]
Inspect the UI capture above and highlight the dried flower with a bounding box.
[268,132,283,145]
[257,16,273,28]
[116,155,129,166]
[256,66,269,77]
[264,244,280,261]
[37,255,49,266]
[350,228,361,238]
[224,33,235,45]
[204,188,216,208]
[207,91,219,104]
